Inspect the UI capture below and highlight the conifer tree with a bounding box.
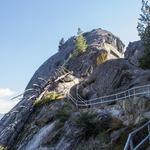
[137,0,150,69]
[58,38,65,51]
[75,28,87,55]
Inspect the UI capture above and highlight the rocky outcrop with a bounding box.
[0,28,125,149]
[83,29,124,53]
[0,28,149,150]
[125,40,145,66]
[26,28,125,90]
[76,59,150,100]
[0,95,36,148]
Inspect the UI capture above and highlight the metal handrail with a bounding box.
[66,85,150,150]
[8,64,150,150]
[71,84,150,107]
[10,65,70,101]
[1,65,71,122]
[124,120,150,150]
[76,84,150,102]
[67,84,150,149]
[77,91,150,107]
[10,88,40,100]
[65,84,150,109]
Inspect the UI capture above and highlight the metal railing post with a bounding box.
[116,94,118,101]
[148,123,150,141]
[148,86,150,97]
[129,137,134,150]
[76,99,78,109]
[128,89,130,99]
[133,88,135,99]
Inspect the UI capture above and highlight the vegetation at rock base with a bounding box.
[137,0,150,69]
[74,28,88,56]
[34,91,64,106]
[76,135,111,150]
[75,121,149,150]
[55,103,72,123]
[0,146,7,150]
[74,111,111,140]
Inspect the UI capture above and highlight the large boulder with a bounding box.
[76,59,150,99]
[125,40,145,67]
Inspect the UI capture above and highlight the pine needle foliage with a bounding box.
[137,0,150,69]
[74,111,110,140]
[74,28,88,56]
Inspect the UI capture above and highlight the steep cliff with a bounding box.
[0,28,150,150]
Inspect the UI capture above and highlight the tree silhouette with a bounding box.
[137,0,150,69]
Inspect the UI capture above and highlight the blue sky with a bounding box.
[0,0,141,113]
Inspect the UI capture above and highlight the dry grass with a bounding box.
[34,91,64,106]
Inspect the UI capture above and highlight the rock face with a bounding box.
[76,59,150,99]
[26,28,125,90]
[0,28,150,150]
[83,29,124,53]
[0,95,36,148]
[125,40,145,66]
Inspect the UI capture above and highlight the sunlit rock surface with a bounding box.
[0,28,150,150]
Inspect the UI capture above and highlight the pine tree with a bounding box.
[74,28,87,55]
[77,27,82,35]
[137,0,150,69]
[58,38,65,51]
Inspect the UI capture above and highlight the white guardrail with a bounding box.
[8,66,69,115]
[10,66,68,100]
[68,84,150,108]
[67,84,150,150]
[124,120,150,150]
[9,66,150,150]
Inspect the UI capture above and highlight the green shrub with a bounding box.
[74,28,88,56]
[139,49,150,69]
[0,146,7,150]
[74,111,111,140]
[63,29,88,64]
[34,91,64,106]
[55,103,72,123]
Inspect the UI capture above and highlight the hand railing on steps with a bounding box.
[5,64,150,150]
[9,65,71,106]
[0,65,71,132]
[69,84,150,108]
[124,120,150,150]
[67,84,150,150]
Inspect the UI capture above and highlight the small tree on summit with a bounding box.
[74,28,88,55]
[137,0,150,69]
[58,37,65,51]
[77,27,82,35]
